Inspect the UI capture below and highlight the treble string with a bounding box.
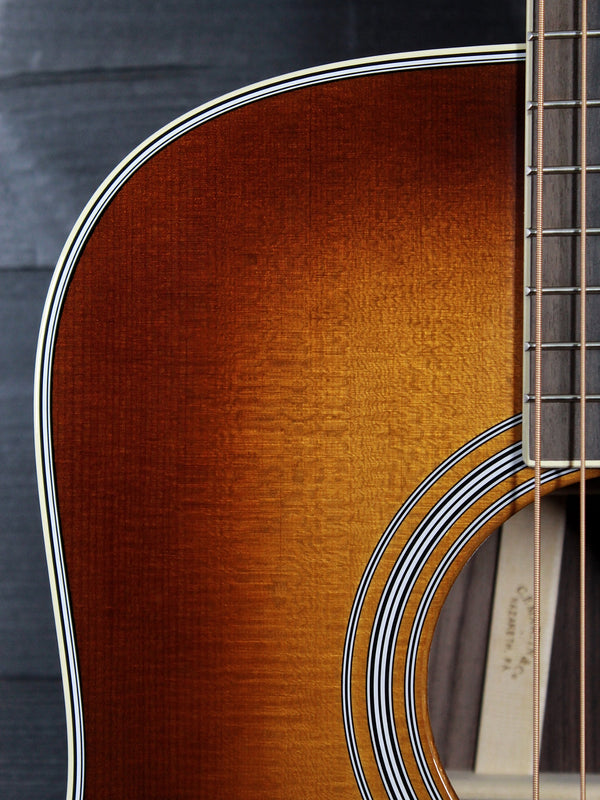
[533,0,545,798]
[579,1,588,799]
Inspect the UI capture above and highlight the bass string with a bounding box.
[579,1,588,799]
[533,1,545,799]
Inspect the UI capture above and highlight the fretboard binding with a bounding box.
[528,100,600,109]
[524,394,600,402]
[527,165,600,175]
[528,29,600,39]
[526,286,600,295]
[527,227,600,236]
[526,342,600,350]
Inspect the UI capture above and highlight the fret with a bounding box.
[526,286,600,294]
[527,165,600,174]
[526,341,600,350]
[527,227,600,236]
[528,29,600,39]
[529,99,600,108]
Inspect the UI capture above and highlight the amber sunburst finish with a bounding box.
[35,49,568,799]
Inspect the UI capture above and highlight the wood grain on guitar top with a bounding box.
[49,60,534,798]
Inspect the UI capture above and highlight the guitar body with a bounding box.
[35,47,579,799]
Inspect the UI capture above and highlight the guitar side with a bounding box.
[35,46,562,799]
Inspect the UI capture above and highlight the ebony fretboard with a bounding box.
[524,0,600,465]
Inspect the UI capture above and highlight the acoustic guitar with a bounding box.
[34,0,599,797]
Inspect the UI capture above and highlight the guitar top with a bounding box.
[35,45,582,800]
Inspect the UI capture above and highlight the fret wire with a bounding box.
[528,28,600,38]
[526,342,600,350]
[526,286,600,294]
[529,228,588,234]
[527,165,600,173]
[527,227,600,235]
[529,99,600,107]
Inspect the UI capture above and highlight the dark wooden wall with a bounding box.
[0,2,524,797]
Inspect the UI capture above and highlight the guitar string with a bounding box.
[579,0,588,798]
[533,0,545,797]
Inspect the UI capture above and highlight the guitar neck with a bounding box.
[523,0,600,466]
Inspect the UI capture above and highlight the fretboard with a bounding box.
[523,0,600,466]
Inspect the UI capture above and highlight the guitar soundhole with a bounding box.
[429,489,600,796]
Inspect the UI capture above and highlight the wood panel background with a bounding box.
[0,2,524,798]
